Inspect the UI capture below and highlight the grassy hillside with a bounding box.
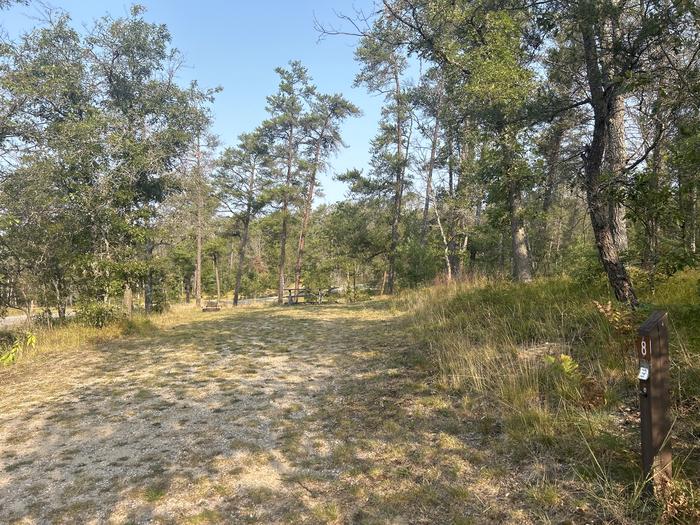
[401,270,700,523]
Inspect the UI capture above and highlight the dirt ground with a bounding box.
[0,302,545,524]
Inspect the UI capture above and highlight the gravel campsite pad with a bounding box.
[1,303,549,524]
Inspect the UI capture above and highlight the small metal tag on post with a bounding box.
[637,310,672,496]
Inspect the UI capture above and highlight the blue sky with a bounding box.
[2,0,386,203]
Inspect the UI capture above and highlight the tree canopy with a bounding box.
[1,0,699,318]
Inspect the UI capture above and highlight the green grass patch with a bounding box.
[143,483,168,502]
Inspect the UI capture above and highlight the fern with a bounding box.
[0,331,36,365]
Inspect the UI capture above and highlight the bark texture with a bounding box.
[605,94,629,252]
[509,182,533,282]
[579,12,638,306]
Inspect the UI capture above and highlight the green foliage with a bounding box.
[397,239,440,288]
[0,6,213,317]
[0,331,36,365]
[542,353,583,402]
[117,317,156,336]
[567,244,609,287]
[75,302,125,328]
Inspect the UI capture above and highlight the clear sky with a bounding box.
[2,0,385,203]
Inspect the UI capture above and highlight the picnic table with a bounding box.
[284,287,338,305]
[201,300,221,312]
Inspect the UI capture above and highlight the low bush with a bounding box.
[117,317,156,336]
[75,301,125,328]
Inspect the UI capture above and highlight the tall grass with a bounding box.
[401,270,700,523]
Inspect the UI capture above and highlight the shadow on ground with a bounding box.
[0,303,542,524]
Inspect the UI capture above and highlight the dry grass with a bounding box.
[400,270,700,523]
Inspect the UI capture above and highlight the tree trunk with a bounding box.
[643,122,664,281]
[123,283,133,318]
[278,210,288,305]
[433,195,453,281]
[294,114,330,295]
[500,126,533,283]
[234,163,258,306]
[234,217,250,306]
[228,238,235,272]
[195,215,202,307]
[52,278,67,321]
[278,128,295,305]
[387,67,405,295]
[213,255,221,301]
[509,182,533,282]
[690,184,697,254]
[353,268,357,301]
[57,303,66,321]
[542,128,562,214]
[421,99,441,247]
[144,276,152,315]
[588,179,638,304]
[144,242,154,315]
[194,141,203,308]
[469,198,484,274]
[540,122,563,274]
[605,93,629,252]
[680,171,697,254]
[498,233,505,273]
[184,277,191,304]
[579,12,638,307]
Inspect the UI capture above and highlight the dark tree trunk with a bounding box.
[123,283,133,317]
[387,66,407,295]
[579,12,638,307]
[234,163,258,306]
[469,195,482,270]
[144,242,155,315]
[213,255,221,301]
[233,217,250,307]
[680,171,697,254]
[278,129,295,305]
[542,128,562,215]
[421,96,442,247]
[539,125,564,273]
[52,278,67,321]
[144,276,153,315]
[278,207,289,305]
[57,303,65,321]
[184,278,191,304]
[642,119,665,285]
[498,127,533,283]
[194,138,203,308]
[605,94,629,252]
[294,114,330,295]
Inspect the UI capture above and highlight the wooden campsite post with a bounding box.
[636,310,672,496]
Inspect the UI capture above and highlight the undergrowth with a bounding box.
[0,305,203,366]
[401,270,700,523]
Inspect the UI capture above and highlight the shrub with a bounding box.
[31,308,54,327]
[117,317,156,336]
[75,301,124,328]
